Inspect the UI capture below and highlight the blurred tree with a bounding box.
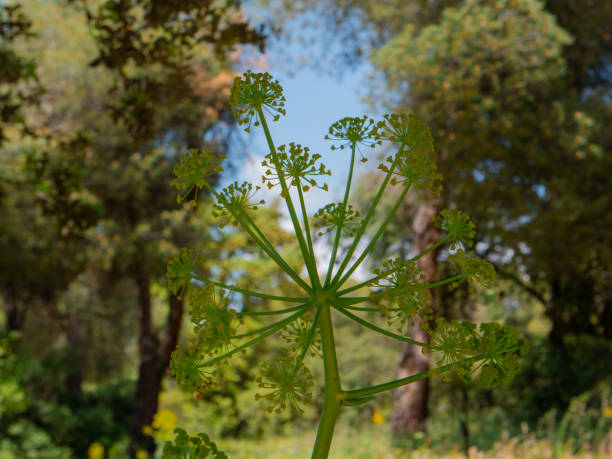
[1,0,266,456]
[0,4,42,145]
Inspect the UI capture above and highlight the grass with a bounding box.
[218,426,612,459]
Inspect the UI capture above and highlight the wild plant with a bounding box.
[164,71,527,458]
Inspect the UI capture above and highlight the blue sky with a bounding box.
[225,13,384,213]
[228,65,381,210]
[222,22,382,280]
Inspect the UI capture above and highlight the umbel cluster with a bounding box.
[166,71,526,421]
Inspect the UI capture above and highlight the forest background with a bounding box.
[0,0,610,457]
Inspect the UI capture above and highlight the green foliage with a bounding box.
[538,376,612,454]
[279,315,322,358]
[373,113,434,153]
[429,318,527,389]
[170,347,215,397]
[167,71,524,457]
[375,113,442,196]
[0,4,42,145]
[368,0,611,345]
[162,428,228,459]
[0,332,134,457]
[189,286,237,354]
[260,0,611,449]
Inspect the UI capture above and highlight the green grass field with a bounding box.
[218,427,612,459]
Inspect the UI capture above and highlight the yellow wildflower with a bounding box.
[372,411,385,424]
[87,442,104,459]
[152,408,178,431]
[603,407,612,418]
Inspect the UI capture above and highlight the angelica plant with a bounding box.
[166,71,526,458]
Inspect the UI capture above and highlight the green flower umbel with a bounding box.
[166,248,199,299]
[171,148,225,206]
[325,116,380,157]
[229,71,286,133]
[255,352,314,415]
[433,209,476,249]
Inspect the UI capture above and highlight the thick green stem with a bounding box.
[311,303,343,459]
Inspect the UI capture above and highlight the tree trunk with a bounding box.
[546,276,568,356]
[64,310,84,404]
[391,198,440,436]
[3,288,25,332]
[129,265,184,457]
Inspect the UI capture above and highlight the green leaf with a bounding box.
[162,428,228,459]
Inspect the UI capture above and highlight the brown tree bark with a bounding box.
[391,198,440,436]
[129,265,184,457]
[3,288,26,332]
[64,310,84,403]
